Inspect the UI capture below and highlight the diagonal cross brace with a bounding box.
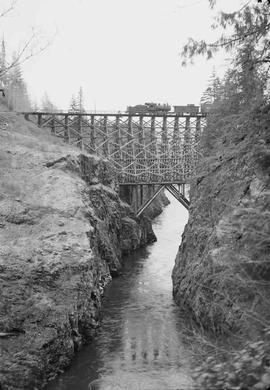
[165,184,190,210]
[136,185,165,217]
[135,184,190,217]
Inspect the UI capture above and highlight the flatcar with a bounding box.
[173,104,200,115]
[127,102,171,115]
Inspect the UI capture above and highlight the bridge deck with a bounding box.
[23,111,206,118]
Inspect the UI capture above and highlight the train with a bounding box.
[127,102,171,115]
[126,103,208,115]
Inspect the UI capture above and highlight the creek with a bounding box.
[46,192,192,390]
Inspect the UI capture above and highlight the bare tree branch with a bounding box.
[0,1,56,81]
[0,29,56,78]
[0,0,17,19]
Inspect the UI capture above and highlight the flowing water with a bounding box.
[46,192,192,390]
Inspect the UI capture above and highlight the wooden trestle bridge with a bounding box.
[23,111,206,215]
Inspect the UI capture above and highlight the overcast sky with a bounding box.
[1,0,245,111]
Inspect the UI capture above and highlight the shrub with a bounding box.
[192,328,270,390]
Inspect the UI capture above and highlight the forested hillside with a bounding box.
[173,1,270,388]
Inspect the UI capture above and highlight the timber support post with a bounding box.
[103,115,108,155]
[51,114,55,135]
[115,115,121,158]
[64,114,69,142]
[90,115,95,152]
[78,114,82,149]
[38,113,42,126]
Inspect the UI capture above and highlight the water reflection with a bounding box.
[46,192,191,390]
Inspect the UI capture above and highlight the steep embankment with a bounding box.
[172,105,270,334]
[0,110,155,389]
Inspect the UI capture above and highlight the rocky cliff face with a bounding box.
[0,111,155,389]
[172,105,270,334]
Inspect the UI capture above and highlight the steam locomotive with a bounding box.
[126,102,171,115]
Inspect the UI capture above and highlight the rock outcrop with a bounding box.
[0,111,155,389]
[172,105,270,334]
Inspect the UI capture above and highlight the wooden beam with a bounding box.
[136,185,165,217]
[128,116,135,177]
[90,115,96,152]
[165,184,190,210]
[51,114,56,135]
[115,115,122,159]
[64,115,69,142]
[38,113,42,126]
[78,114,83,149]
[103,115,108,155]
[195,117,201,144]
[172,115,180,157]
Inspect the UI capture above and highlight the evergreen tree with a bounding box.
[31,100,39,111]
[182,1,270,70]
[183,1,270,109]
[200,68,222,110]
[6,53,31,110]
[0,38,7,87]
[78,86,85,112]
[190,1,270,118]
[69,87,85,113]
[234,41,266,107]
[68,87,86,144]
[41,92,57,111]
[69,94,78,112]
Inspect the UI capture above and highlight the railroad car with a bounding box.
[173,104,200,115]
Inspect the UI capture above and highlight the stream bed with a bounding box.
[46,192,192,390]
